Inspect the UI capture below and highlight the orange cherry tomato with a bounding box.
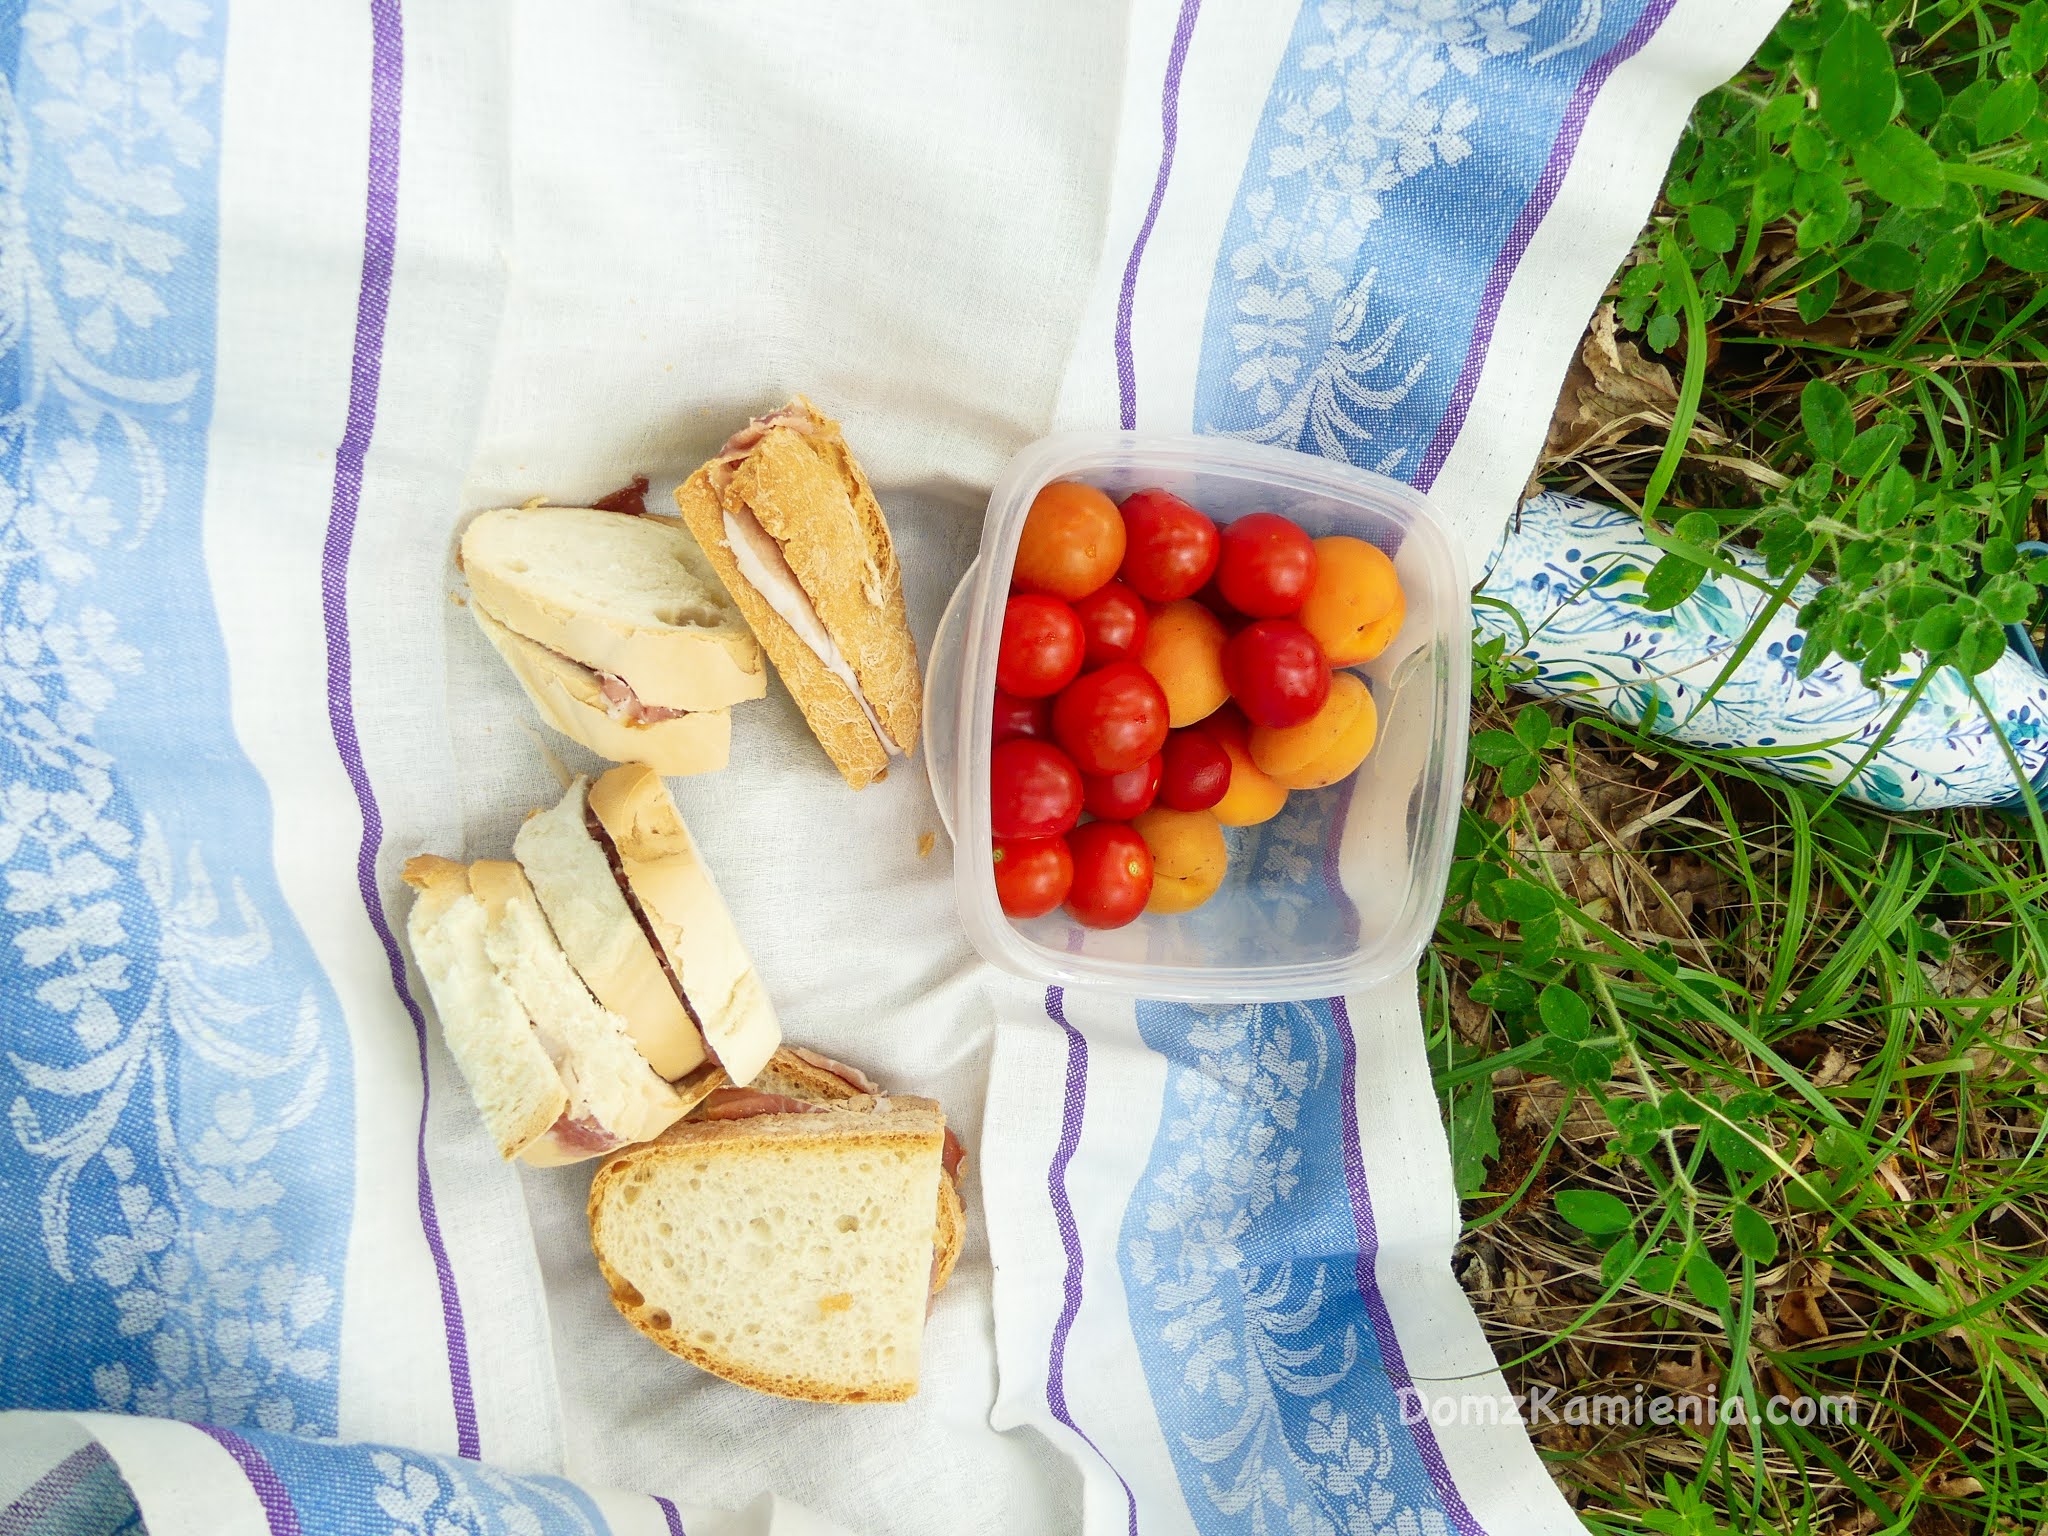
[1013,481,1126,601]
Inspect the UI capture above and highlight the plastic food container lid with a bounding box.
[925,432,1469,1002]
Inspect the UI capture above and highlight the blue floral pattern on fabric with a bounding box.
[0,0,351,1435]
[1475,493,2048,809]
[1196,0,1656,474]
[248,1430,615,1536]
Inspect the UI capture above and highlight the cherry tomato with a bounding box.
[1064,822,1154,929]
[989,739,1082,840]
[1082,753,1162,820]
[992,688,1053,745]
[1158,727,1231,812]
[997,594,1084,698]
[1118,489,1220,604]
[1222,619,1330,728]
[1052,662,1171,776]
[993,835,1073,919]
[1071,580,1150,669]
[1013,481,1126,601]
[1217,512,1318,617]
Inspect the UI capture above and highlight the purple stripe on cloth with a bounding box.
[653,1495,687,1536]
[316,0,480,1460]
[0,1447,110,1536]
[1411,0,1679,491]
[1044,987,1141,1536]
[1113,0,1202,429]
[197,1428,303,1536]
[1329,997,1487,1536]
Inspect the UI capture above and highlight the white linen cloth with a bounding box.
[0,1,1781,1533]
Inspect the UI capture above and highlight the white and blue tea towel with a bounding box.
[0,2,1781,1533]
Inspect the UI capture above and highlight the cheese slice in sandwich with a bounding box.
[514,767,781,1088]
[588,1090,950,1403]
[401,855,720,1164]
[671,398,922,790]
[461,504,766,774]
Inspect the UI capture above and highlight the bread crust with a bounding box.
[471,603,731,775]
[588,1101,944,1403]
[512,779,708,1081]
[461,505,765,710]
[586,765,779,1085]
[670,399,921,789]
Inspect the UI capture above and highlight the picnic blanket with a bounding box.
[0,1,1782,1532]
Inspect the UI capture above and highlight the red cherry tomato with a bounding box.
[1065,822,1154,929]
[1222,620,1330,728]
[1082,753,1162,820]
[1119,489,1221,604]
[1158,728,1232,812]
[997,594,1084,699]
[1217,512,1318,617]
[1052,662,1171,776]
[993,836,1073,919]
[992,688,1054,745]
[1072,580,1151,669]
[989,739,1082,840]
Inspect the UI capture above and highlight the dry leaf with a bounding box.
[1544,304,1681,463]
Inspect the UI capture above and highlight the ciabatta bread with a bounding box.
[586,764,780,1086]
[462,504,765,712]
[471,603,732,776]
[512,778,708,1081]
[402,855,567,1159]
[671,399,921,789]
[589,1098,947,1403]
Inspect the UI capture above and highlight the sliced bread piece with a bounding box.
[470,603,731,776]
[588,1099,946,1402]
[462,505,765,712]
[586,764,780,1085]
[671,399,920,789]
[468,860,720,1162]
[512,777,708,1082]
[721,1047,965,1296]
[402,855,567,1159]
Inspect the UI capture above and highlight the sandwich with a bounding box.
[401,854,719,1163]
[672,398,922,789]
[589,1047,967,1403]
[402,764,782,1161]
[460,503,766,775]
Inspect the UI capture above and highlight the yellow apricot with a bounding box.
[1206,710,1290,826]
[1140,600,1230,727]
[1300,537,1405,665]
[1134,807,1228,914]
[1248,672,1378,789]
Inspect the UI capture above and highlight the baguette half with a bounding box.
[672,399,920,789]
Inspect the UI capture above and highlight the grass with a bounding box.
[1430,4,2048,1533]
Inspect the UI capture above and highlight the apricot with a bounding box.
[1299,536,1405,665]
[1133,807,1227,914]
[1206,709,1290,826]
[1249,671,1378,789]
[1140,599,1230,727]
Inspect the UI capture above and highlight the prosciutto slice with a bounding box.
[595,670,690,725]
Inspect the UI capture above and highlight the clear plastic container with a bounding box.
[925,432,1469,1001]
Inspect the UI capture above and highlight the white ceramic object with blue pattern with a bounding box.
[1476,492,2048,810]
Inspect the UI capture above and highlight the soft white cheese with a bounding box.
[722,507,900,755]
